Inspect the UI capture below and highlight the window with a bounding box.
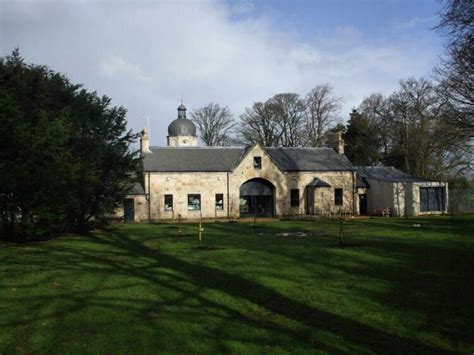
[420,187,445,212]
[290,189,299,207]
[187,194,201,210]
[215,193,224,210]
[164,194,173,211]
[335,188,343,206]
[253,156,262,169]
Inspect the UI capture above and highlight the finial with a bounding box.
[177,101,186,119]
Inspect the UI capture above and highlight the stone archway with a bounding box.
[239,178,275,217]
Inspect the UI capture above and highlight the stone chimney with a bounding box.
[140,128,151,154]
[328,131,345,155]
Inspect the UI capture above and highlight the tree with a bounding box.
[65,90,140,233]
[344,109,382,165]
[386,77,470,178]
[190,103,235,146]
[348,78,471,178]
[238,101,282,146]
[304,84,342,147]
[238,93,306,147]
[0,49,77,240]
[357,93,392,162]
[435,0,474,136]
[268,93,306,147]
[0,50,140,241]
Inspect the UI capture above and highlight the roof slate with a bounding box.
[356,166,430,183]
[307,178,332,187]
[143,146,355,172]
[144,147,245,172]
[356,175,370,188]
[128,181,146,195]
[265,147,355,171]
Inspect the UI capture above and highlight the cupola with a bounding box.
[167,103,198,147]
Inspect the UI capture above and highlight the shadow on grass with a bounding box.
[211,216,474,350]
[103,228,468,353]
[1,221,461,354]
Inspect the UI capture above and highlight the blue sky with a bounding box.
[1,0,446,145]
[230,0,441,42]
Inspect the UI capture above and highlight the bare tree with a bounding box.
[238,101,281,146]
[387,77,470,178]
[238,93,306,147]
[435,0,474,136]
[304,84,342,147]
[191,103,235,146]
[268,93,306,147]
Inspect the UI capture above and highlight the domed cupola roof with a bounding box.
[167,103,196,137]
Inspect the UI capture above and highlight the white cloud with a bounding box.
[100,56,150,81]
[0,0,440,145]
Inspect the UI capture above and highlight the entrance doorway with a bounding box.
[124,198,135,222]
[359,194,368,215]
[239,178,274,217]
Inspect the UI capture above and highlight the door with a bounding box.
[359,194,368,215]
[305,187,315,215]
[239,178,275,217]
[124,198,135,222]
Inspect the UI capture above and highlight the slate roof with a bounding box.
[307,178,331,188]
[356,166,430,183]
[356,175,370,188]
[143,146,355,172]
[265,147,354,171]
[128,181,146,195]
[143,147,246,172]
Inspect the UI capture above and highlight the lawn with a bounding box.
[1,215,473,354]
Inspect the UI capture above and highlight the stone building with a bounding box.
[122,104,448,221]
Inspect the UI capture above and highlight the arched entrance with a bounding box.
[239,178,275,217]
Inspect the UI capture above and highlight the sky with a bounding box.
[1,0,446,146]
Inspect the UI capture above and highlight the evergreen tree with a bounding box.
[0,50,140,241]
[344,109,382,166]
[65,90,140,233]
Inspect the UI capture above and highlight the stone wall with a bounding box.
[136,145,356,220]
[115,195,148,222]
[167,135,198,147]
[144,171,229,220]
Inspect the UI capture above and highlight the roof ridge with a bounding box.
[150,146,245,149]
[265,146,332,150]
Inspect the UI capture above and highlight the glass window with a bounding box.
[335,188,343,206]
[420,187,445,212]
[253,156,262,169]
[215,193,224,210]
[290,189,299,207]
[187,194,201,210]
[164,194,173,211]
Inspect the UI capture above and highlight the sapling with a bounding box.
[198,212,204,247]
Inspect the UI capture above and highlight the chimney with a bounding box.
[329,131,345,155]
[140,128,151,154]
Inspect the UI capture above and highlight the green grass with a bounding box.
[1,215,473,354]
